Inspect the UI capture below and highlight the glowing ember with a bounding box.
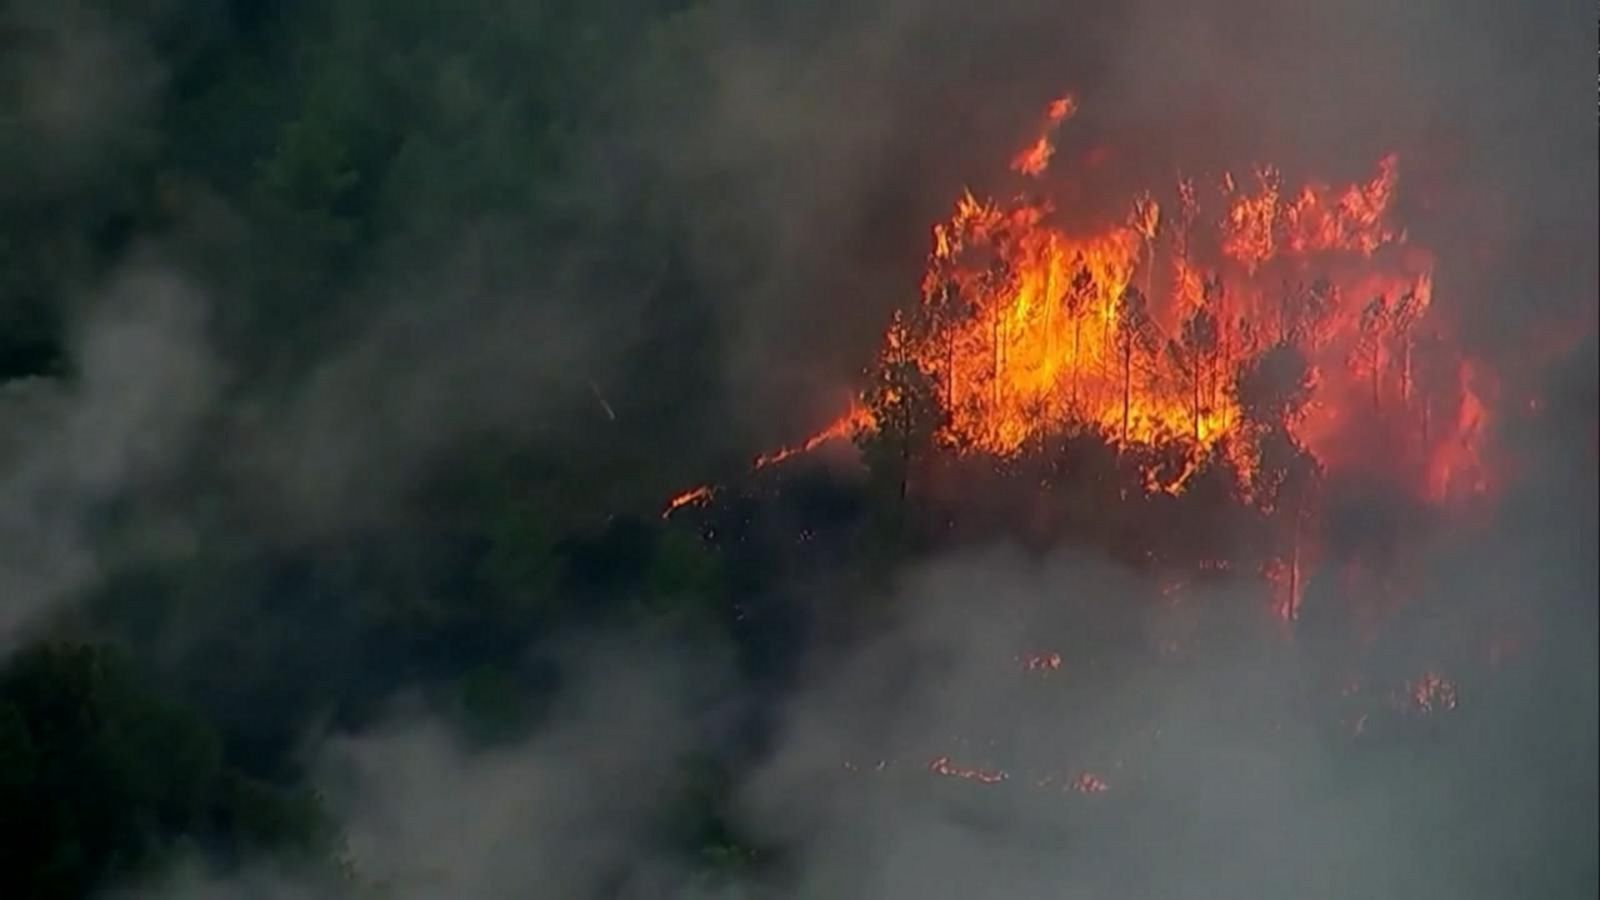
[661,405,873,517]
[661,484,714,519]
[1046,95,1078,122]
[1011,94,1077,177]
[1405,672,1460,715]
[1011,137,1055,178]
[928,755,1008,784]
[752,404,874,470]
[1021,652,1063,672]
[1071,772,1109,793]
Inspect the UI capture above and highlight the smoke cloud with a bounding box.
[628,0,1594,431]
[1,263,217,654]
[124,482,1595,898]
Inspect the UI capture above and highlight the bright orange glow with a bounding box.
[661,405,873,517]
[873,95,1489,509]
[1011,137,1055,177]
[1010,94,1077,178]
[662,93,1510,638]
[752,403,875,470]
[661,484,714,519]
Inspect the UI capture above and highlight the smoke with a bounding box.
[628,0,1594,433]
[123,491,1595,898]
[115,637,730,900]
[0,263,217,654]
[0,0,165,198]
[220,227,654,536]
[725,528,1594,899]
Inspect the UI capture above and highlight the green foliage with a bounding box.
[0,0,828,891]
[479,501,564,615]
[0,643,333,899]
[656,755,763,884]
[640,527,726,625]
[454,663,530,746]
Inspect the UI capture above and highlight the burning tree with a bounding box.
[1113,286,1162,446]
[857,310,945,506]
[1236,341,1321,619]
[1064,260,1096,415]
[1172,303,1220,445]
[663,93,1498,617]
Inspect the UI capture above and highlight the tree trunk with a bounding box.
[1102,314,1111,413]
[898,380,911,504]
[945,327,956,411]
[1371,346,1382,412]
[1193,358,1202,444]
[1400,334,1412,406]
[1121,340,1132,446]
[992,309,1002,415]
[1072,317,1082,414]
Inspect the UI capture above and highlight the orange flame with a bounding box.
[1011,137,1055,177]
[875,95,1490,512]
[752,404,875,470]
[662,405,874,518]
[661,484,714,519]
[1010,95,1078,178]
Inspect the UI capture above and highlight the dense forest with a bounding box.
[1,1,1595,898]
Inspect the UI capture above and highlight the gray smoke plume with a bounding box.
[1,264,217,654]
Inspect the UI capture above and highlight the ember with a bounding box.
[661,484,715,519]
[1071,772,1109,793]
[1405,672,1460,715]
[1021,652,1063,672]
[928,756,1008,784]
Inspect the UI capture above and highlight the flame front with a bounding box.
[664,94,1498,543]
[882,97,1488,507]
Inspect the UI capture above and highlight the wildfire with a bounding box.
[662,92,1506,635]
[874,94,1491,512]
